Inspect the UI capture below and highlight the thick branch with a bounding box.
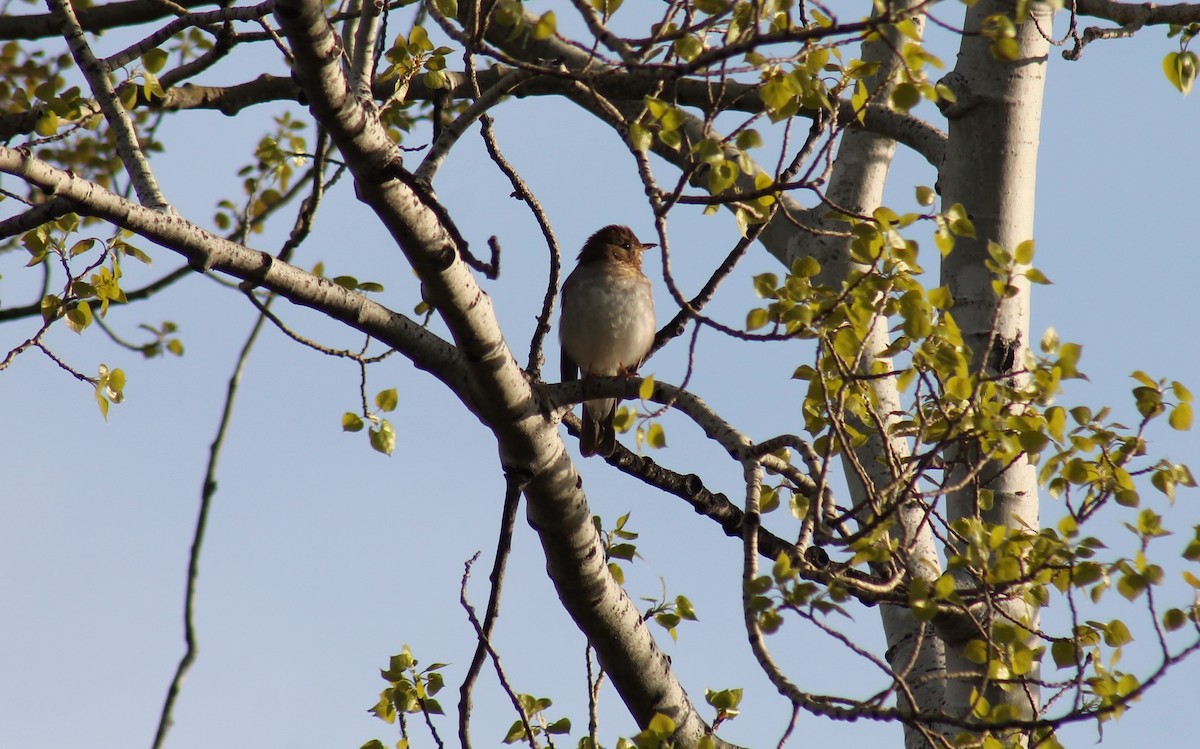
[0,148,467,399]
[270,0,723,743]
[0,0,213,40]
[1074,0,1200,25]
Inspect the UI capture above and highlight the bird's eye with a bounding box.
[621,241,631,249]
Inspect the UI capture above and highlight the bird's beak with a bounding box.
[639,242,657,251]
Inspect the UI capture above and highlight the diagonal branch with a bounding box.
[0,147,468,398]
[270,0,728,743]
[47,0,169,209]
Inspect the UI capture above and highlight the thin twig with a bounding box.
[458,471,524,749]
[150,299,269,749]
[459,545,538,749]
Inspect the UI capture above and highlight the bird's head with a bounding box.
[577,225,656,269]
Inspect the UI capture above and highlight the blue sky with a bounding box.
[2,4,1198,749]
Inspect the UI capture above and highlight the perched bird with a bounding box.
[560,225,657,457]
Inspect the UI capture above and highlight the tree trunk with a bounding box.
[937,0,1053,735]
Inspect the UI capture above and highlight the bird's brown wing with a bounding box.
[561,343,580,383]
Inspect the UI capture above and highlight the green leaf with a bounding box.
[40,294,62,323]
[532,11,557,40]
[791,256,821,278]
[935,226,955,256]
[1014,239,1035,265]
[991,37,1020,61]
[964,639,989,664]
[1164,50,1198,94]
[423,69,447,89]
[591,0,623,18]
[1173,380,1194,402]
[928,285,954,310]
[646,423,666,449]
[65,300,93,333]
[674,34,703,61]
[746,308,770,331]
[1025,267,1052,284]
[889,82,921,112]
[946,203,975,237]
[1163,608,1187,631]
[608,561,624,584]
[376,387,399,412]
[608,543,637,561]
[370,419,396,456]
[647,712,675,737]
[1131,369,1157,388]
[142,48,169,74]
[408,25,432,52]
[705,687,743,710]
[342,412,365,432]
[1170,401,1193,430]
[735,129,763,150]
[35,110,59,136]
[915,185,936,206]
[108,368,126,395]
[772,552,792,582]
[639,374,655,401]
[1051,639,1078,668]
[502,719,528,744]
[628,122,651,152]
[707,158,739,194]
[1103,618,1133,647]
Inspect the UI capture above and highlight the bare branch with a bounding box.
[47,0,170,209]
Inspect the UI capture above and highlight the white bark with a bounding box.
[937,0,1052,731]
[784,7,949,744]
[270,0,723,742]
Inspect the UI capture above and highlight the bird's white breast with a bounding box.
[560,267,656,376]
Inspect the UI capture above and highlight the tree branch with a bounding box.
[0,147,468,398]
[0,0,214,41]
[47,0,169,209]
[269,0,725,741]
[151,277,269,749]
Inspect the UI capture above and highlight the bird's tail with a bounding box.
[581,398,618,457]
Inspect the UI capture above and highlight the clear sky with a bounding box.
[2,4,1198,749]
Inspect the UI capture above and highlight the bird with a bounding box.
[560,225,657,458]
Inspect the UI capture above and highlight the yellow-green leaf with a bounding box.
[142,48,169,74]
[889,82,920,112]
[1164,50,1198,95]
[1025,267,1052,284]
[370,420,396,456]
[376,387,399,412]
[532,11,556,40]
[674,34,703,61]
[746,308,770,331]
[65,300,93,333]
[1170,402,1193,431]
[648,713,675,736]
[35,110,59,136]
[928,286,954,310]
[639,374,655,401]
[628,122,651,152]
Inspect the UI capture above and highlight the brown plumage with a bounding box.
[559,225,657,457]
